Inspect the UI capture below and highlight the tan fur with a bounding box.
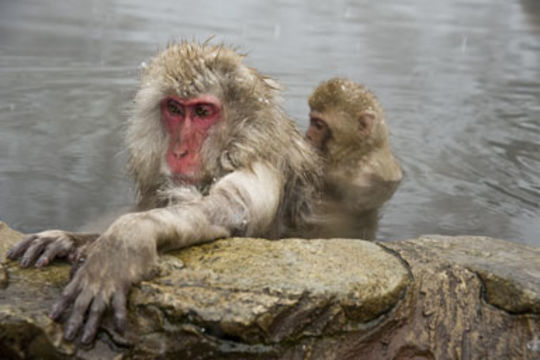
[308,78,402,239]
[128,41,322,234]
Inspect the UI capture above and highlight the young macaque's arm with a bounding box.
[49,162,282,344]
[327,171,401,213]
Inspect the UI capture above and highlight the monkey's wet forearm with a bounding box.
[144,163,282,252]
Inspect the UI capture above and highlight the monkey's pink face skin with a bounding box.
[160,95,222,183]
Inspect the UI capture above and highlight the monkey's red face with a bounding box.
[161,95,222,183]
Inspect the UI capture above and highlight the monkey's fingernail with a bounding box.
[50,304,62,320]
[20,259,30,268]
[64,326,77,341]
[36,257,49,268]
[81,332,93,344]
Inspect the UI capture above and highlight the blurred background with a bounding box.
[0,0,539,245]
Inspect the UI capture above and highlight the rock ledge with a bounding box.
[0,222,538,359]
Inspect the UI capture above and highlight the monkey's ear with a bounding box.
[357,110,376,137]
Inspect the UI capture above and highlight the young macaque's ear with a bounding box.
[357,110,377,137]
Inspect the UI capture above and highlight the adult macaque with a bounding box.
[8,41,321,344]
[306,78,402,239]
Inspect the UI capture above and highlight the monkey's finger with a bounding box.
[50,279,81,320]
[112,291,127,333]
[81,296,106,344]
[7,234,38,260]
[64,290,93,341]
[20,239,49,268]
[68,245,87,264]
[35,242,68,268]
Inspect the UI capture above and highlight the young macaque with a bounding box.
[8,41,322,344]
[306,78,402,239]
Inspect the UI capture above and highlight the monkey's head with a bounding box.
[126,41,318,206]
[307,78,388,163]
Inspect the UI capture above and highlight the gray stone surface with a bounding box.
[388,235,540,314]
[1,223,539,359]
[380,236,540,360]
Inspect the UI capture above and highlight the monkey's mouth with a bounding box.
[171,172,200,185]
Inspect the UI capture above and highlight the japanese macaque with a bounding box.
[306,78,402,239]
[7,41,321,344]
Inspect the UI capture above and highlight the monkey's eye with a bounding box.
[311,118,326,131]
[166,100,184,116]
[194,104,216,119]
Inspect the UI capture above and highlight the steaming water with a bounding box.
[1,0,539,245]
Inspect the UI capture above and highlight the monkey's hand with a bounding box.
[7,230,99,268]
[49,214,158,344]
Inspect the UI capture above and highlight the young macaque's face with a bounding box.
[306,111,332,152]
[160,94,222,183]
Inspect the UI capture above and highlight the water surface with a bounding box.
[1,0,539,245]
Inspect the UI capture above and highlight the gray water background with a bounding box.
[1,0,539,245]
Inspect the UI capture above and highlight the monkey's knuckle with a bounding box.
[89,306,103,316]
[74,305,87,314]
[61,288,73,298]
[36,230,72,244]
[38,230,63,237]
[68,311,84,325]
[26,241,42,250]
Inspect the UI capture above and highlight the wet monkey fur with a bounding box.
[8,41,322,344]
[306,78,402,239]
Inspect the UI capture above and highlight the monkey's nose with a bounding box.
[173,149,189,159]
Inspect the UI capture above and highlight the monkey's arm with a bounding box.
[50,162,283,344]
[328,172,401,212]
[151,161,283,251]
[7,231,100,268]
